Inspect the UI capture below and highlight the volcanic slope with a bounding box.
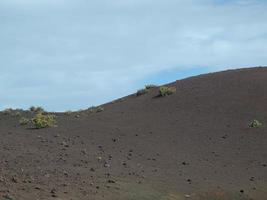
[0,67,267,200]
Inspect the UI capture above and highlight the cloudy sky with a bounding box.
[1,0,267,111]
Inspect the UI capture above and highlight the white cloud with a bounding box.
[0,0,267,111]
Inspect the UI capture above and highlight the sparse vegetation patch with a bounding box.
[31,113,56,129]
[249,119,262,128]
[95,106,104,113]
[159,86,176,96]
[19,117,30,125]
[87,106,104,113]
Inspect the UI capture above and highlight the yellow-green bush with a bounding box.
[95,106,104,113]
[249,119,262,128]
[19,117,30,125]
[87,106,104,113]
[159,86,176,96]
[31,113,56,129]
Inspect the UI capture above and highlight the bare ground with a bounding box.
[0,67,267,200]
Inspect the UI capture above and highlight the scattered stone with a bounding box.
[0,176,6,183]
[51,188,57,197]
[63,170,68,177]
[185,194,191,198]
[35,186,41,190]
[221,134,228,139]
[11,177,18,183]
[44,173,50,178]
[81,149,87,155]
[90,168,95,172]
[61,141,69,147]
[182,161,189,165]
[51,188,57,194]
[107,179,116,183]
[104,162,110,168]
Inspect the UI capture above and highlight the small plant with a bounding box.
[136,88,149,96]
[87,106,104,113]
[19,117,30,125]
[145,84,157,89]
[249,119,262,128]
[31,113,56,129]
[29,106,45,113]
[95,106,104,113]
[159,86,176,96]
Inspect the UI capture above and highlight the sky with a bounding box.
[0,0,267,111]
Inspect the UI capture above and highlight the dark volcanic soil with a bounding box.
[1,67,267,200]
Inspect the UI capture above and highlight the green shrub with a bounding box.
[31,113,56,129]
[87,106,104,113]
[29,106,45,113]
[249,119,262,128]
[136,88,149,96]
[159,86,176,96]
[19,117,30,125]
[145,84,157,89]
[95,106,104,113]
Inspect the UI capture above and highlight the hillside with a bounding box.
[0,67,267,200]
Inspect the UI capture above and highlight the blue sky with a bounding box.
[0,0,267,111]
